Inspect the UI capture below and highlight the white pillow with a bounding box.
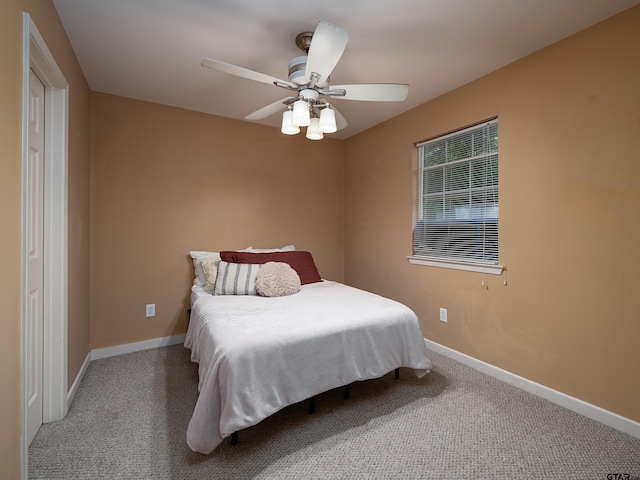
[189,247,252,286]
[247,244,296,253]
[189,251,220,287]
[214,261,261,295]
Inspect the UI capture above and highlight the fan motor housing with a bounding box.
[288,56,308,85]
[288,56,330,88]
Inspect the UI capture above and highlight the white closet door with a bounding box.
[26,68,45,445]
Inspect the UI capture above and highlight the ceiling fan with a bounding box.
[201,21,409,139]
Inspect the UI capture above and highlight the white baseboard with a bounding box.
[91,333,186,360]
[424,339,640,440]
[67,351,91,408]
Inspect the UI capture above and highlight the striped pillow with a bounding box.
[214,261,261,295]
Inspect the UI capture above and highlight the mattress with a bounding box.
[190,284,210,308]
[185,280,431,454]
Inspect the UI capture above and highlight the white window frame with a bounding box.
[408,119,504,275]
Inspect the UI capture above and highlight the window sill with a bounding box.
[407,256,504,275]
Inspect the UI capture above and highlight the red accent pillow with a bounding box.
[219,251,322,285]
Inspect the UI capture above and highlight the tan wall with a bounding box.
[0,0,91,475]
[344,6,640,422]
[89,93,345,349]
[0,2,24,475]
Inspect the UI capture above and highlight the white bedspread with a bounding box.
[184,280,432,454]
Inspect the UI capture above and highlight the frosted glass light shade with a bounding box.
[291,99,311,127]
[281,110,300,135]
[319,107,337,133]
[306,118,324,140]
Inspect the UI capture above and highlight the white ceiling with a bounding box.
[53,0,639,139]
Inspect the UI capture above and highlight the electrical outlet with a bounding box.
[439,307,448,323]
[146,304,155,317]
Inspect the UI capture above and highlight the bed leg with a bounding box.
[344,385,350,400]
[309,396,316,414]
[231,431,238,445]
[395,368,400,380]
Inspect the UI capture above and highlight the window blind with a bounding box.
[413,119,498,265]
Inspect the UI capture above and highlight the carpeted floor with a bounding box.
[29,344,640,479]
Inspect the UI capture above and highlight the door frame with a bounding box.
[21,12,68,478]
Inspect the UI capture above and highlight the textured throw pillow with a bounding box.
[255,262,301,297]
[219,250,322,285]
[189,251,220,286]
[189,247,251,286]
[214,261,261,295]
[200,257,220,293]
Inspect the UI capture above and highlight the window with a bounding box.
[410,119,502,274]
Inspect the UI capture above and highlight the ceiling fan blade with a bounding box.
[330,84,409,102]
[201,58,296,89]
[304,21,349,86]
[244,97,295,121]
[332,105,348,131]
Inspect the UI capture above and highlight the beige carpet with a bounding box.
[29,344,640,479]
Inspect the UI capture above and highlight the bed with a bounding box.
[184,248,432,454]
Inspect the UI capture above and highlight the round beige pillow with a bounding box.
[255,261,301,297]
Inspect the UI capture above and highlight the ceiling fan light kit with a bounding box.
[202,20,409,141]
[306,118,324,140]
[292,98,312,127]
[319,106,337,134]
[281,109,300,135]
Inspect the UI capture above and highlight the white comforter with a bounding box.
[184,280,432,454]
